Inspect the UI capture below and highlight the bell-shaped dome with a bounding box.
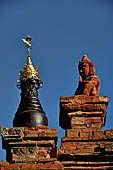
[13,35,48,127]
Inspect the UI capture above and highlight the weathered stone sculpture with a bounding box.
[58,55,113,170]
[75,54,100,96]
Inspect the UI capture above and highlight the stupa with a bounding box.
[13,35,48,127]
[0,36,61,169]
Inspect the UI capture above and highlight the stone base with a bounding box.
[0,161,64,170]
[1,126,58,163]
[60,96,109,129]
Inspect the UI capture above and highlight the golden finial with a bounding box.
[18,35,40,83]
[22,35,31,56]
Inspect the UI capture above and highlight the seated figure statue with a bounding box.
[75,55,100,96]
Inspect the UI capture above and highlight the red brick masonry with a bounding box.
[0,126,63,169]
[1,95,113,170]
[58,96,113,169]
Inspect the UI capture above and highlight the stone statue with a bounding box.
[75,55,100,96]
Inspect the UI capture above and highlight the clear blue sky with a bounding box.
[0,0,113,160]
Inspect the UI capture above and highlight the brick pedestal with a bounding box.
[0,126,64,170]
[59,96,108,130]
[1,126,57,163]
[58,95,113,170]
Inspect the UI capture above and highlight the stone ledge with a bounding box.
[60,96,109,104]
[64,166,113,170]
[1,126,58,139]
[0,161,64,170]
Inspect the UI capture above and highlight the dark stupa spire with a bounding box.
[13,35,48,127]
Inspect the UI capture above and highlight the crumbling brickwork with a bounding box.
[58,95,113,169]
[0,126,64,170]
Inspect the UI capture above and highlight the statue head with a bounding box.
[78,55,95,80]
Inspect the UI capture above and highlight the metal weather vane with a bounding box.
[18,35,41,86]
[22,35,31,56]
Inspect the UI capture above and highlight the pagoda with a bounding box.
[13,35,48,127]
[0,36,61,169]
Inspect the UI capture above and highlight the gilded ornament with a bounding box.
[18,35,40,83]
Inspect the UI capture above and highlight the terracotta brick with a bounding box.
[1,164,21,170]
[1,127,58,163]
[60,96,108,130]
[24,128,58,138]
[21,162,64,170]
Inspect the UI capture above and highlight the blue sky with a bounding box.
[0,0,113,160]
